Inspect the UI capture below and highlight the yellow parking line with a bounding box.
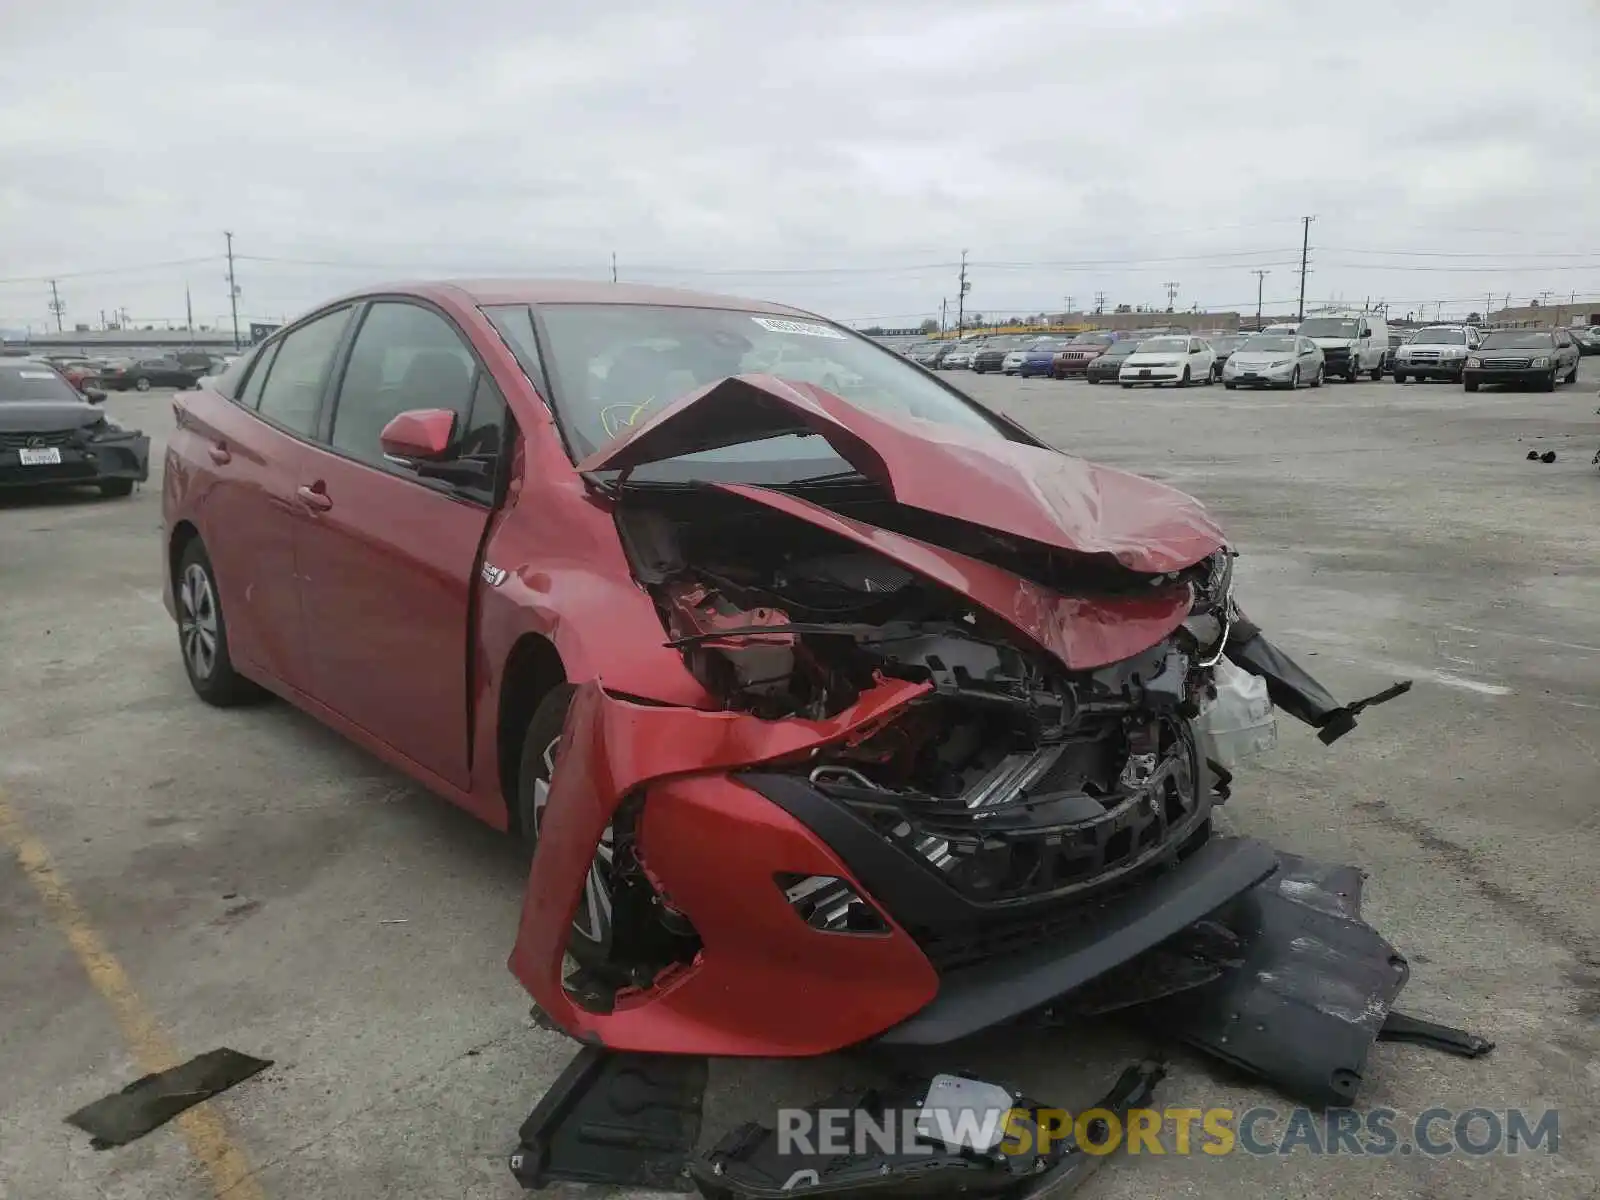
[0,789,266,1200]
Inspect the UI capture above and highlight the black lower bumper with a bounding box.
[0,439,149,490]
[1464,369,1551,387]
[1395,364,1463,380]
[873,836,1277,1045]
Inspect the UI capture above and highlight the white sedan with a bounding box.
[1118,335,1216,388]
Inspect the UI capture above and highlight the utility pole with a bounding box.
[940,297,948,333]
[185,284,194,332]
[1094,290,1107,315]
[1296,215,1315,322]
[611,251,618,283]
[1163,281,1180,312]
[99,308,107,331]
[1251,269,1270,328]
[956,250,969,333]
[48,280,65,331]
[224,231,241,350]
[1063,295,1074,320]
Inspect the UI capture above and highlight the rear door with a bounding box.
[189,307,354,692]
[293,299,508,788]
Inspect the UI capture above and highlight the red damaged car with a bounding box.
[163,282,1424,1187]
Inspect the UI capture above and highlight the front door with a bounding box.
[293,300,508,789]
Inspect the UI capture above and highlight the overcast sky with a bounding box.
[3,0,1596,333]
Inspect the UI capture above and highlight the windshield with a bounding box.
[1026,340,1067,352]
[1138,337,1189,352]
[0,364,81,403]
[501,303,1013,473]
[1211,336,1246,352]
[1480,331,1554,349]
[1067,334,1113,347]
[1104,340,1142,357]
[1299,318,1360,338]
[1411,327,1466,345]
[1239,335,1297,353]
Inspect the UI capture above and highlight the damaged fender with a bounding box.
[508,675,942,1056]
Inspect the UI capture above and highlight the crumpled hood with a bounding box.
[576,374,1226,573]
[0,401,104,434]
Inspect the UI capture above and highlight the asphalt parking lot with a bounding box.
[3,366,1599,1200]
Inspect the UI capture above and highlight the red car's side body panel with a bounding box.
[718,483,1193,671]
[506,677,940,1055]
[577,375,1225,573]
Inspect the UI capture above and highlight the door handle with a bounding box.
[296,484,333,512]
[208,442,231,465]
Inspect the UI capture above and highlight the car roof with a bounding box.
[321,278,820,317]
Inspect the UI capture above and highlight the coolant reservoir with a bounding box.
[1194,657,1278,768]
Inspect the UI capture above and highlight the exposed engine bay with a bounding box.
[612,486,1245,920]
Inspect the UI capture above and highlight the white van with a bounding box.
[1296,311,1389,381]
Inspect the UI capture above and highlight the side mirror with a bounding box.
[1359,329,1372,338]
[380,408,457,462]
[84,388,108,404]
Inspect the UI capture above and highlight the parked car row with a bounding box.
[903,315,1588,393]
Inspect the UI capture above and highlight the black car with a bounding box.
[1381,331,1409,376]
[1463,329,1581,392]
[1205,334,1248,380]
[99,355,203,392]
[1083,338,1144,383]
[0,361,150,497]
[1571,327,1600,356]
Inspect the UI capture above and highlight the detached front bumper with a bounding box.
[0,436,150,490]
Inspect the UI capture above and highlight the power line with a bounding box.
[0,256,220,285]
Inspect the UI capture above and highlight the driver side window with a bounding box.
[330,302,477,472]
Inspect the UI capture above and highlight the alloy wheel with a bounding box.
[531,735,615,945]
[178,563,219,681]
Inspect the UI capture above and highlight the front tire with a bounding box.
[1393,370,1407,384]
[1310,365,1323,388]
[100,478,134,498]
[1178,366,1192,388]
[175,540,266,707]
[1465,380,1479,392]
[1286,366,1300,390]
[1346,358,1360,382]
[1223,381,1237,390]
[516,684,615,970]
[1370,363,1383,381]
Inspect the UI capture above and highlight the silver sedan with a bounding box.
[1221,334,1325,390]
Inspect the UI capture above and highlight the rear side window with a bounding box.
[329,302,477,468]
[211,349,258,401]
[240,342,280,409]
[255,307,354,435]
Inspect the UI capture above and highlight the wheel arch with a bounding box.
[497,633,568,833]
[168,520,202,591]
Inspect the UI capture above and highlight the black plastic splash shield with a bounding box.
[1146,851,1410,1107]
[689,1060,1165,1200]
[508,1044,708,1191]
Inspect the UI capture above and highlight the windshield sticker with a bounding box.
[751,317,846,340]
[18,370,58,379]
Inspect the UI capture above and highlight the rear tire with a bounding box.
[134,376,151,392]
[516,684,615,973]
[1393,371,1407,384]
[175,540,267,707]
